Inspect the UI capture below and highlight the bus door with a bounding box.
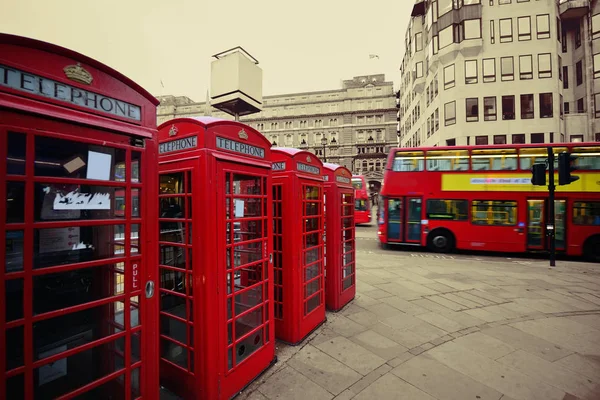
[526,199,567,251]
[386,197,422,243]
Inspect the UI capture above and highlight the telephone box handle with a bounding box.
[269,253,273,263]
[145,280,155,299]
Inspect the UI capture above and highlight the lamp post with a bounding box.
[321,136,328,162]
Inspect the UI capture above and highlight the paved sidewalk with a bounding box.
[239,233,600,400]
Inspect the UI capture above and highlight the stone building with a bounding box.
[156,74,397,193]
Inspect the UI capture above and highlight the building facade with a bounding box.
[157,74,397,192]
[398,0,600,148]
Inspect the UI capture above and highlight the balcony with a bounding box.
[460,38,484,58]
[558,0,590,20]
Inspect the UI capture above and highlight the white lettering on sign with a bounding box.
[323,175,329,181]
[296,162,320,175]
[159,136,198,154]
[470,177,531,185]
[272,162,286,171]
[336,176,351,184]
[53,191,111,210]
[216,136,265,158]
[132,263,139,289]
[0,64,142,121]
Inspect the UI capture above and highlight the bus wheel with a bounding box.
[427,229,455,253]
[583,235,600,262]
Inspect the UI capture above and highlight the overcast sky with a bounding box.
[1,0,413,101]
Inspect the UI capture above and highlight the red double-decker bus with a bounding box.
[377,143,600,261]
[352,175,371,224]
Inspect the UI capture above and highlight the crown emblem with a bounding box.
[306,156,312,162]
[238,129,248,140]
[63,63,93,85]
[168,125,178,137]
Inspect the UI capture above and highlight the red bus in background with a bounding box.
[377,143,600,261]
[352,175,371,224]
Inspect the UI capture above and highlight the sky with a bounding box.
[1,0,413,101]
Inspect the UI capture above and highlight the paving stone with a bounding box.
[373,282,423,300]
[428,295,467,311]
[540,316,600,336]
[441,292,483,309]
[379,296,430,315]
[392,354,504,400]
[423,282,456,293]
[567,314,600,331]
[309,327,342,347]
[315,336,386,376]
[439,310,487,328]
[242,390,269,400]
[433,278,476,291]
[514,298,579,314]
[371,322,428,349]
[287,345,362,396]
[346,310,379,327]
[328,315,369,337]
[411,298,457,314]
[510,319,600,355]
[355,280,377,293]
[349,329,408,361]
[417,311,464,333]
[352,372,436,400]
[386,352,414,368]
[497,350,598,399]
[452,290,497,306]
[258,366,334,400]
[347,364,392,395]
[409,346,425,355]
[365,302,404,319]
[463,307,506,323]
[339,303,368,317]
[352,293,380,308]
[362,289,394,300]
[554,353,600,381]
[453,331,516,360]
[496,301,539,317]
[394,281,439,296]
[473,289,514,303]
[332,389,355,400]
[428,341,565,400]
[389,270,437,285]
[537,290,600,311]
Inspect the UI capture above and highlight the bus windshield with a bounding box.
[351,179,363,190]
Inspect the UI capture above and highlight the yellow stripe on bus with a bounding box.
[441,173,600,192]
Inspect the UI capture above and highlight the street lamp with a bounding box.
[321,136,328,162]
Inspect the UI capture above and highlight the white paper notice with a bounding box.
[38,345,68,386]
[234,199,245,218]
[86,151,112,181]
[39,227,81,254]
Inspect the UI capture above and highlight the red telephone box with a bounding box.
[322,163,356,311]
[0,34,159,400]
[271,148,326,344]
[157,117,276,400]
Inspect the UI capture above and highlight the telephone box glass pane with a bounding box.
[5,230,24,272]
[5,278,23,321]
[302,185,323,316]
[6,181,25,223]
[6,325,24,370]
[7,132,26,175]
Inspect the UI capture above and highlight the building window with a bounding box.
[484,97,497,121]
[539,93,553,118]
[493,135,507,145]
[576,25,581,48]
[444,64,455,89]
[439,25,454,49]
[435,108,439,131]
[490,20,495,44]
[475,136,488,145]
[466,98,479,122]
[518,16,531,41]
[559,56,562,81]
[444,101,456,126]
[536,14,550,39]
[464,19,482,39]
[439,0,453,17]
[538,53,552,78]
[501,56,514,81]
[465,60,478,84]
[577,98,585,113]
[502,95,515,120]
[415,32,423,51]
[512,134,525,144]
[593,13,600,40]
[531,133,544,143]
[446,139,456,146]
[576,61,583,86]
[519,55,533,80]
[570,135,584,143]
[564,101,570,114]
[499,0,511,4]
[520,94,534,119]
[560,94,564,118]
[563,66,569,89]
[596,133,600,141]
[500,18,513,43]
[483,58,496,82]
[595,93,600,118]
[472,200,517,226]
[594,54,600,79]
[416,61,424,78]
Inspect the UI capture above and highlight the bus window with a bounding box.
[573,201,600,225]
[471,200,517,226]
[351,179,363,190]
[392,151,425,172]
[519,147,567,170]
[573,146,600,170]
[472,149,518,171]
[426,199,468,220]
[355,199,369,211]
[426,150,469,171]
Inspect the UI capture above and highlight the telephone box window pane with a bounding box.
[235,328,263,365]
[34,136,126,180]
[6,181,25,223]
[160,244,186,269]
[80,373,126,399]
[233,242,262,267]
[161,314,188,344]
[132,224,141,255]
[343,277,354,291]
[306,294,321,314]
[160,172,184,194]
[305,278,321,297]
[304,186,320,201]
[6,326,24,371]
[160,197,184,218]
[131,296,141,327]
[132,151,142,182]
[5,230,24,272]
[33,225,126,269]
[160,292,186,318]
[132,188,140,217]
[160,222,186,244]
[235,306,263,339]
[35,184,126,221]
[33,264,125,315]
[7,132,26,175]
[160,268,188,296]
[161,338,188,369]
[233,174,262,195]
[131,368,141,398]
[233,263,263,291]
[235,284,263,314]
[5,278,23,322]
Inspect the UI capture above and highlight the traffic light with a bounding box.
[531,163,546,186]
[558,152,579,186]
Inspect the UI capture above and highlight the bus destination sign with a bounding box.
[159,136,198,154]
[216,136,265,158]
[297,162,320,175]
